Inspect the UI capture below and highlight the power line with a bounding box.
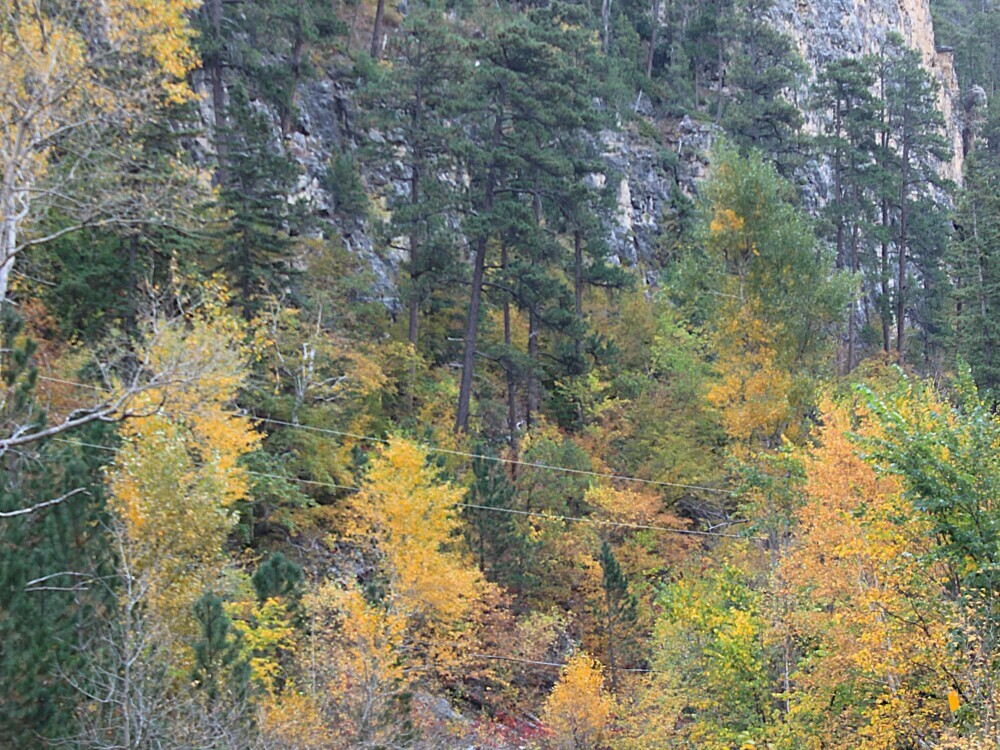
[458,502,744,538]
[49,437,752,539]
[238,413,736,496]
[469,653,666,674]
[37,375,735,496]
[38,375,103,390]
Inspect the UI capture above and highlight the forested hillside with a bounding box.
[3,0,1000,747]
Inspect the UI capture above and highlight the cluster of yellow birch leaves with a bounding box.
[95,279,625,748]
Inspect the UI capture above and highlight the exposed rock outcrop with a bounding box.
[604,0,968,265]
[768,0,964,182]
[194,0,969,290]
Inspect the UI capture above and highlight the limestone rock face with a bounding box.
[601,0,965,265]
[767,0,964,182]
[195,0,966,292]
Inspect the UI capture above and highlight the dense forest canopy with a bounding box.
[3,0,1000,747]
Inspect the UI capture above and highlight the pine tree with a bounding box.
[455,1,613,435]
[0,314,116,745]
[597,540,637,692]
[463,454,538,595]
[812,56,880,370]
[879,33,951,360]
[361,3,466,354]
[0,436,114,747]
[218,84,305,317]
[676,0,734,114]
[722,0,807,172]
[253,552,305,604]
[191,592,251,704]
[243,0,346,135]
[953,154,1000,393]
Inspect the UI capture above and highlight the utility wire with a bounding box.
[49,437,753,539]
[469,653,666,674]
[239,413,736,495]
[37,375,735,496]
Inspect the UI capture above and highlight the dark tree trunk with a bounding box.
[833,102,844,269]
[973,194,993,376]
[524,178,543,430]
[503,241,519,475]
[574,230,584,358]
[526,310,539,430]
[645,0,660,79]
[847,213,860,372]
[881,207,891,355]
[371,0,386,59]
[209,0,228,185]
[456,107,503,433]
[407,170,421,347]
[897,139,909,360]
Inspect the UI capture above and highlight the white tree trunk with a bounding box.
[0,182,19,308]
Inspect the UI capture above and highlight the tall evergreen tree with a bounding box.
[362,3,467,354]
[244,0,346,135]
[879,33,951,360]
[218,84,306,317]
[952,154,1000,393]
[462,454,541,598]
[0,314,116,746]
[722,0,807,171]
[455,1,613,435]
[597,539,637,692]
[191,592,251,704]
[812,56,879,370]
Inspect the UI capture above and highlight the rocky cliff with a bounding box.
[197,1,969,294]
[768,0,964,182]
[607,0,967,267]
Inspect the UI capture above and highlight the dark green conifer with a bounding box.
[598,539,637,691]
[218,84,305,317]
[191,592,251,704]
[722,0,807,172]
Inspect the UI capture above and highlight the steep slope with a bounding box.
[190,1,966,288]
[768,0,964,181]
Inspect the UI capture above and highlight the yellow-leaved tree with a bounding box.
[781,401,960,748]
[347,437,484,657]
[289,437,489,746]
[300,583,410,748]
[108,288,259,640]
[543,652,615,750]
[706,308,795,449]
[698,144,847,452]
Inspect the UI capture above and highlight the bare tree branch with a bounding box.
[0,487,88,518]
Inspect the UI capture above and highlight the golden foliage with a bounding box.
[303,583,410,748]
[108,297,259,638]
[543,652,615,750]
[707,310,794,446]
[782,402,958,748]
[228,597,298,694]
[258,691,329,750]
[0,0,200,304]
[346,437,483,627]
